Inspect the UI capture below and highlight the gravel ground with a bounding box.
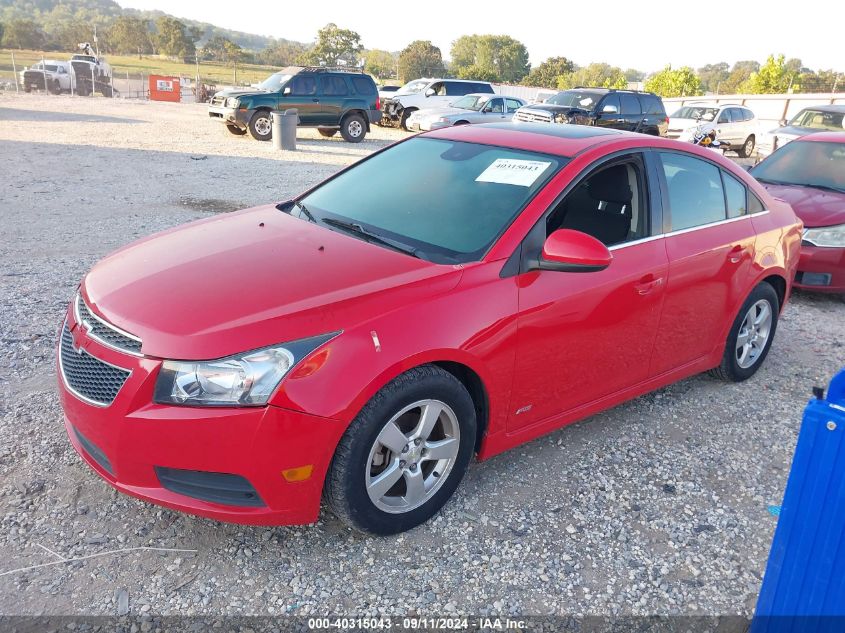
[0,94,843,620]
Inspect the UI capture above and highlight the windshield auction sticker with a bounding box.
[476,159,552,187]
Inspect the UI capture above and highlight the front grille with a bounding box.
[75,294,142,355]
[60,323,130,407]
[514,110,552,123]
[23,71,47,89]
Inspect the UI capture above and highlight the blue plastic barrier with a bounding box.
[752,369,845,633]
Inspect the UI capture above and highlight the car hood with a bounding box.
[758,183,845,227]
[519,103,581,115]
[81,205,460,360]
[768,125,815,139]
[669,117,707,130]
[214,88,266,100]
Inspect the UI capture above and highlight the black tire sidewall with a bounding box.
[335,370,476,535]
[248,110,273,141]
[724,283,779,381]
[340,114,366,143]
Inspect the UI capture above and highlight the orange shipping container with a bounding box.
[149,75,181,102]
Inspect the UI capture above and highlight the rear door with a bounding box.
[318,75,350,125]
[620,93,643,132]
[648,151,757,375]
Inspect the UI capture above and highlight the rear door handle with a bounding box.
[729,246,747,264]
[634,275,664,295]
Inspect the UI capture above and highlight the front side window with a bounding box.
[789,109,845,131]
[671,106,719,121]
[751,141,845,192]
[397,79,430,94]
[546,157,649,246]
[717,109,731,123]
[659,153,726,231]
[289,75,317,96]
[451,95,484,110]
[600,94,621,113]
[484,98,504,113]
[300,138,564,263]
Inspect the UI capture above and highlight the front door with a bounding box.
[279,74,321,124]
[649,151,757,375]
[594,94,624,130]
[508,154,669,431]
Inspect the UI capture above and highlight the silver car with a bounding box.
[405,94,526,132]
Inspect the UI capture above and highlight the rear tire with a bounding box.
[340,113,366,143]
[226,124,247,136]
[247,110,273,141]
[709,282,779,382]
[317,128,338,138]
[737,135,755,158]
[325,365,476,535]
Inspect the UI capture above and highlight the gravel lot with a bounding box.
[0,94,843,620]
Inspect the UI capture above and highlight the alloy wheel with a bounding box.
[365,399,460,514]
[736,299,772,369]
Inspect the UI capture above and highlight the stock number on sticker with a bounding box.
[309,618,394,629]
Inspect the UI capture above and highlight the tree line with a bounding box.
[1,14,841,95]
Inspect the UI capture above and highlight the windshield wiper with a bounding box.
[754,178,845,193]
[321,218,422,259]
[799,183,845,194]
[291,200,317,223]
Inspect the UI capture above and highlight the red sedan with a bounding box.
[58,123,802,534]
[750,132,845,295]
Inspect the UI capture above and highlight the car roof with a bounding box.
[796,131,845,143]
[426,121,626,157]
[797,104,845,113]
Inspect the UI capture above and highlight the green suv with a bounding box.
[208,66,382,143]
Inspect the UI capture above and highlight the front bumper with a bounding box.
[57,308,346,526]
[794,244,845,294]
[381,98,403,121]
[406,119,450,132]
[207,105,248,128]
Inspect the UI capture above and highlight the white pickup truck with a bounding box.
[20,60,74,94]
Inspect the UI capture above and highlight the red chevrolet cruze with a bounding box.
[58,123,802,534]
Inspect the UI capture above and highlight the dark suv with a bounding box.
[513,88,668,136]
[208,66,382,143]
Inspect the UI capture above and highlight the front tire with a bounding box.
[317,127,338,138]
[247,110,273,141]
[325,365,476,535]
[226,124,247,136]
[709,282,779,382]
[340,113,366,143]
[737,135,755,158]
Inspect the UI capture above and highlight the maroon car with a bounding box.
[751,132,845,296]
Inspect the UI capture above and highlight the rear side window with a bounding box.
[743,108,755,121]
[321,76,349,96]
[289,75,317,96]
[445,81,472,96]
[659,152,726,231]
[748,192,766,213]
[351,76,376,95]
[473,83,494,94]
[641,95,665,115]
[722,172,747,218]
[620,93,641,115]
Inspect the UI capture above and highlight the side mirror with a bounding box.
[283,86,291,95]
[602,104,619,114]
[537,229,612,273]
[425,88,436,97]
[779,119,787,127]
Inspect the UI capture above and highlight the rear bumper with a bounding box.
[794,244,845,293]
[368,109,382,125]
[58,311,347,525]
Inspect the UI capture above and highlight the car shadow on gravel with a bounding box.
[0,107,145,125]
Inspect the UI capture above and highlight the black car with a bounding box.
[208,66,382,143]
[514,88,669,136]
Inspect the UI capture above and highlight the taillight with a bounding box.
[664,117,669,125]
[376,96,380,110]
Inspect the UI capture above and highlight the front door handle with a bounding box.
[634,275,664,295]
[312,98,319,102]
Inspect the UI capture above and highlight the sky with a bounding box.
[119,0,844,72]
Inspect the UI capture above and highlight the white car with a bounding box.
[380,78,496,130]
[667,102,758,157]
[405,94,526,132]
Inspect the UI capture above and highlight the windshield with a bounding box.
[257,72,293,92]
[32,63,59,71]
[450,95,486,110]
[546,91,602,109]
[752,141,845,192]
[789,109,845,131]
[299,138,564,263]
[671,106,719,121]
[397,79,430,94]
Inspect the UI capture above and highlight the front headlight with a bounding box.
[225,97,240,108]
[804,224,845,248]
[154,333,338,407]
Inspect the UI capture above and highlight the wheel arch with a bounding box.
[431,361,489,454]
[761,273,787,312]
